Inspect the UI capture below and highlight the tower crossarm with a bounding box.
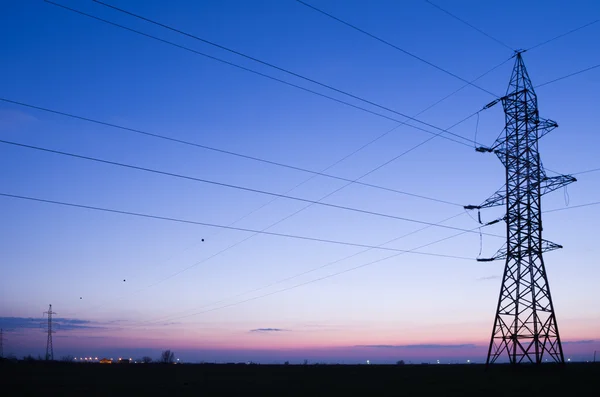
[464,173,575,211]
[537,117,559,139]
[537,174,577,195]
[478,239,562,262]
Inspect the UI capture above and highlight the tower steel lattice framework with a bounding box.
[466,52,576,365]
[44,304,56,361]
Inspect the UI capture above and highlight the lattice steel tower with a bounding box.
[44,304,56,361]
[466,52,576,365]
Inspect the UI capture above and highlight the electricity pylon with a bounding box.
[466,52,576,365]
[43,304,56,361]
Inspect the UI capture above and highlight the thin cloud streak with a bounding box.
[355,344,478,349]
[250,328,289,333]
[0,316,109,332]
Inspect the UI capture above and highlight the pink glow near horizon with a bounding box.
[5,325,598,363]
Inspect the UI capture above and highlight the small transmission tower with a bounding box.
[466,52,575,365]
[43,304,56,361]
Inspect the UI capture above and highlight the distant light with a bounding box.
[567,358,571,362]
[95,357,98,360]
[467,360,470,363]
[437,360,440,364]
[366,360,370,365]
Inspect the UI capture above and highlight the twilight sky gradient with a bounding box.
[1,0,599,363]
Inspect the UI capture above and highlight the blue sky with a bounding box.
[0,0,599,363]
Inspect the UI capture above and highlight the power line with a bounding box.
[113,195,600,329]
[95,0,498,98]
[0,192,485,257]
[0,97,463,207]
[52,58,513,319]
[526,19,599,52]
[58,95,484,317]
[294,0,498,97]
[0,140,505,238]
[535,63,600,88]
[544,200,600,213]
[570,167,600,176]
[45,1,476,148]
[61,108,484,318]
[0,57,509,317]
[126,211,470,328]
[126,223,481,328]
[423,0,514,51]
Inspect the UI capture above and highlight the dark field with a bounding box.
[2,361,598,396]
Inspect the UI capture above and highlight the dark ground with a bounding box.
[1,360,598,396]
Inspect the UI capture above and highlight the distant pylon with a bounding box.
[44,304,56,361]
[466,52,575,365]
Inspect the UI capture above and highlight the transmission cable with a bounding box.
[2,58,510,320]
[53,56,513,320]
[45,0,479,148]
[0,97,464,207]
[294,0,498,97]
[570,167,600,176]
[0,192,501,252]
[535,63,600,88]
[126,211,469,328]
[544,200,600,213]
[423,0,514,52]
[525,19,599,52]
[138,197,600,327]
[0,140,505,238]
[122,222,483,328]
[94,0,498,98]
[128,196,600,328]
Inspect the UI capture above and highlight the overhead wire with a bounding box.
[294,0,499,97]
[46,56,514,319]
[32,0,596,324]
[122,110,484,321]
[95,0,499,100]
[0,192,497,254]
[45,0,478,148]
[0,140,506,238]
[0,53,510,320]
[423,0,514,52]
[0,97,462,207]
[525,19,599,52]
[570,167,600,176]
[121,211,469,327]
[121,218,488,329]
[544,200,600,213]
[535,63,600,88]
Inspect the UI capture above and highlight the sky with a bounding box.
[0,0,599,364]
